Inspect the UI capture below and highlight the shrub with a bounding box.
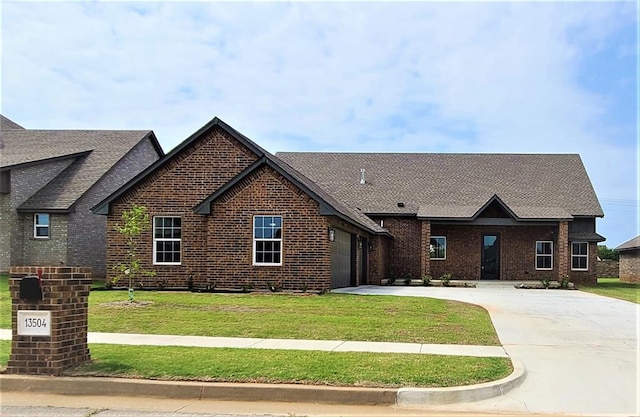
[422,275,432,286]
[440,273,452,287]
[540,275,551,289]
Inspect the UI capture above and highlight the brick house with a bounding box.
[0,115,163,277]
[94,116,604,290]
[615,236,640,283]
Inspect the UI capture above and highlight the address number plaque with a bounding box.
[17,310,51,336]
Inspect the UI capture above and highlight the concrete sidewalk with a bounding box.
[0,328,508,357]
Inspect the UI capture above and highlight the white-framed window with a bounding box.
[535,241,553,270]
[571,242,588,271]
[34,213,50,238]
[430,236,446,260]
[153,216,181,265]
[253,215,282,266]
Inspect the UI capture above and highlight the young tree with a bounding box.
[112,204,156,301]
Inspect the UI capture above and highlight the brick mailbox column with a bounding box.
[7,266,92,375]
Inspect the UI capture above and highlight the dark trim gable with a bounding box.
[471,194,519,221]
[91,117,263,215]
[146,131,165,160]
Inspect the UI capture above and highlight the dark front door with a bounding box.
[331,229,352,288]
[481,234,500,280]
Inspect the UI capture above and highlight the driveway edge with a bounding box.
[397,359,526,407]
[0,360,524,406]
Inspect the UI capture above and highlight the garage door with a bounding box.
[331,229,352,288]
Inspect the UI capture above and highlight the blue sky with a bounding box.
[1,1,637,247]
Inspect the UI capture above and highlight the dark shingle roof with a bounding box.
[615,236,640,252]
[276,153,604,220]
[1,115,24,130]
[2,128,162,212]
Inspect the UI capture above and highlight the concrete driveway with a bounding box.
[334,283,639,416]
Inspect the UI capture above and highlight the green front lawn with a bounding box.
[1,275,498,344]
[580,278,640,304]
[86,289,499,345]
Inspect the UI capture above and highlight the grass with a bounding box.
[63,344,512,388]
[0,274,8,329]
[580,277,640,304]
[86,290,499,345]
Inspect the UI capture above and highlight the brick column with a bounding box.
[420,220,431,278]
[7,266,91,375]
[557,222,569,280]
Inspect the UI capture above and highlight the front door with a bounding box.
[331,229,352,288]
[481,234,500,279]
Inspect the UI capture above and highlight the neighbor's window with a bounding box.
[535,241,553,270]
[253,216,282,266]
[430,236,446,260]
[153,216,181,265]
[571,242,588,271]
[34,213,50,238]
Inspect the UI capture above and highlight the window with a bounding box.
[430,236,446,260]
[536,241,553,270]
[253,216,282,266]
[0,171,10,194]
[153,217,181,265]
[572,242,588,271]
[34,213,50,238]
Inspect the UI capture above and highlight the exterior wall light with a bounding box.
[328,228,335,242]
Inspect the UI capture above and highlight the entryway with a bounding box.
[481,234,500,279]
[330,228,352,288]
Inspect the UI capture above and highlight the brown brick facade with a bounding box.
[367,235,390,285]
[7,266,91,375]
[370,217,422,280]
[207,165,332,292]
[423,223,596,284]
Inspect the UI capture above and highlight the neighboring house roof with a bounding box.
[615,236,640,252]
[94,117,388,235]
[1,125,163,212]
[276,153,604,220]
[1,115,25,130]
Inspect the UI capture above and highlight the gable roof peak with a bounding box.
[1,114,25,130]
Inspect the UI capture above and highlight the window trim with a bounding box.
[253,215,283,267]
[33,213,50,239]
[430,236,446,260]
[535,241,553,271]
[571,242,589,271]
[152,216,182,265]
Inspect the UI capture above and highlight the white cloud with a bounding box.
[1,1,637,245]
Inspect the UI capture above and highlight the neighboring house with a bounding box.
[615,236,640,283]
[93,116,604,291]
[0,115,164,277]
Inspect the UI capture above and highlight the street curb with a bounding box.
[0,359,525,407]
[397,359,526,406]
[0,375,397,406]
